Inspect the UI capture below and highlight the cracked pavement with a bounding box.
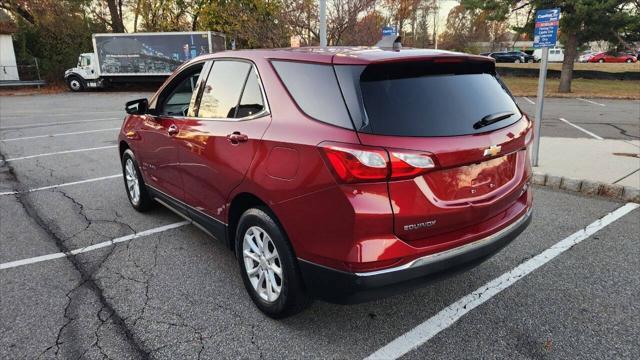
[1,93,639,359]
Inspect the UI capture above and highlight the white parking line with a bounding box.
[365,203,639,360]
[558,117,604,140]
[0,128,120,142]
[0,117,121,131]
[523,97,535,105]
[577,98,606,107]
[4,145,117,162]
[0,174,120,196]
[0,221,190,270]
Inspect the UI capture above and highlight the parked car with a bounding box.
[578,50,596,63]
[533,47,564,62]
[589,51,638,63]
[488,51,526,63]
[510,51,536,63]
[119,47,533,317]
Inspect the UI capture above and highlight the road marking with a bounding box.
[0,221,190,270]
[558,117,604,140]
[0,128,120,142]
[4,145,117,162]
[577,98,606,107]
[365,203,639,360]
[523,97,535,105]
[0,174,120,196]
[0,117,121,131]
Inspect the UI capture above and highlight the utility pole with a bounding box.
[432,0,438,49]
[319,0,327,47]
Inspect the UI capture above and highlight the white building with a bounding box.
[0,11,19,81]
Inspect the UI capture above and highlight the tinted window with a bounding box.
[235,69,265,118]
[199,61,251,118]
[161,66,203,116]
[272,61,353,129]
[358,64,521,137]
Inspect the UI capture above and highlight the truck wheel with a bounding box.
[67,76,85,92]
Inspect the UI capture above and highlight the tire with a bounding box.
[121,149,154,211]
[626,59,632,63]
[598,58,605,63]
[66,75,85,92]
[236,207,311,318]
[527,59,534,63]
[514,59,521,63]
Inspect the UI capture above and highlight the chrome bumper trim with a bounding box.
[354,208,533,277]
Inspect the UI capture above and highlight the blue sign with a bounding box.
[533,8,560,48]
[382,26,397,37]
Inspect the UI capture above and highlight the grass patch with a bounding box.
[502,76,640,99]
[497,62,640,73]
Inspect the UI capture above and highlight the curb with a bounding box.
[532,172,640,203]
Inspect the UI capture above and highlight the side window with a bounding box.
[235,69,265,118]
[160,63,204,116]
[198,61,251,118]
[272,61,353,129]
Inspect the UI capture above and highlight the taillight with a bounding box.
[319,142,437,183]
[320,144,389,183]
[389,151,435,180]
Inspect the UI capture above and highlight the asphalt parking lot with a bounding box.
[1,92,639,359]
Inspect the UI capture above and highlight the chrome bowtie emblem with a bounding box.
[483,145,502,157]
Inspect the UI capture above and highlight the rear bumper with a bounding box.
[298,207,532,304]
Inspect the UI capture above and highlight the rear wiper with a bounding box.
[473,111,515,129]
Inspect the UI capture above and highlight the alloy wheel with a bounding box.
[125,158,140,205]
[242,226,283,302]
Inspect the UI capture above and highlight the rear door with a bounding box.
[176,59,270,229]
[338,60,532,243]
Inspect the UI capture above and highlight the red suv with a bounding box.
[119,47,533,317]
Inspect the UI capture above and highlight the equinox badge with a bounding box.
[404,220,437,231]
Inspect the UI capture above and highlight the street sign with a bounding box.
[533,8,560,48]
[382,26,397,37]
[531,8,561,167]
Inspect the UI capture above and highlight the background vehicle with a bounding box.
[64,31,226,91]
[119,47,533,317]
[533,47,564,62]
[588,51,637,63]
[488,51,526,63]
[578,50,596,62]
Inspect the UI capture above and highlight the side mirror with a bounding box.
[125,98,149,115]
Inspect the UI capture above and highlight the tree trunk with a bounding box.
[106,0,125,32]
[558,32,578,93]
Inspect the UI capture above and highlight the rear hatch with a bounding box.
[335,58,532,243]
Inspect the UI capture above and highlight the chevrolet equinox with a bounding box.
[119,47,533,318]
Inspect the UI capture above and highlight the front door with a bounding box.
[176,60,271,230]
[137,63,208,201]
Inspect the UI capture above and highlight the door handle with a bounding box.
[226,131,248,144]
[167,124,179,136]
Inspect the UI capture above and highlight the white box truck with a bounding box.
[64,31,226,91]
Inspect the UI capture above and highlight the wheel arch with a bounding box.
[119,140,130,159]
[227,192,287,257]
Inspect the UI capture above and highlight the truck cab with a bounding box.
[64,53,101,91]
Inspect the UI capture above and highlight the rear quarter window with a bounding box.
[271,61,353,129]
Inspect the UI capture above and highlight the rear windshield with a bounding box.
[354,61,521,137]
